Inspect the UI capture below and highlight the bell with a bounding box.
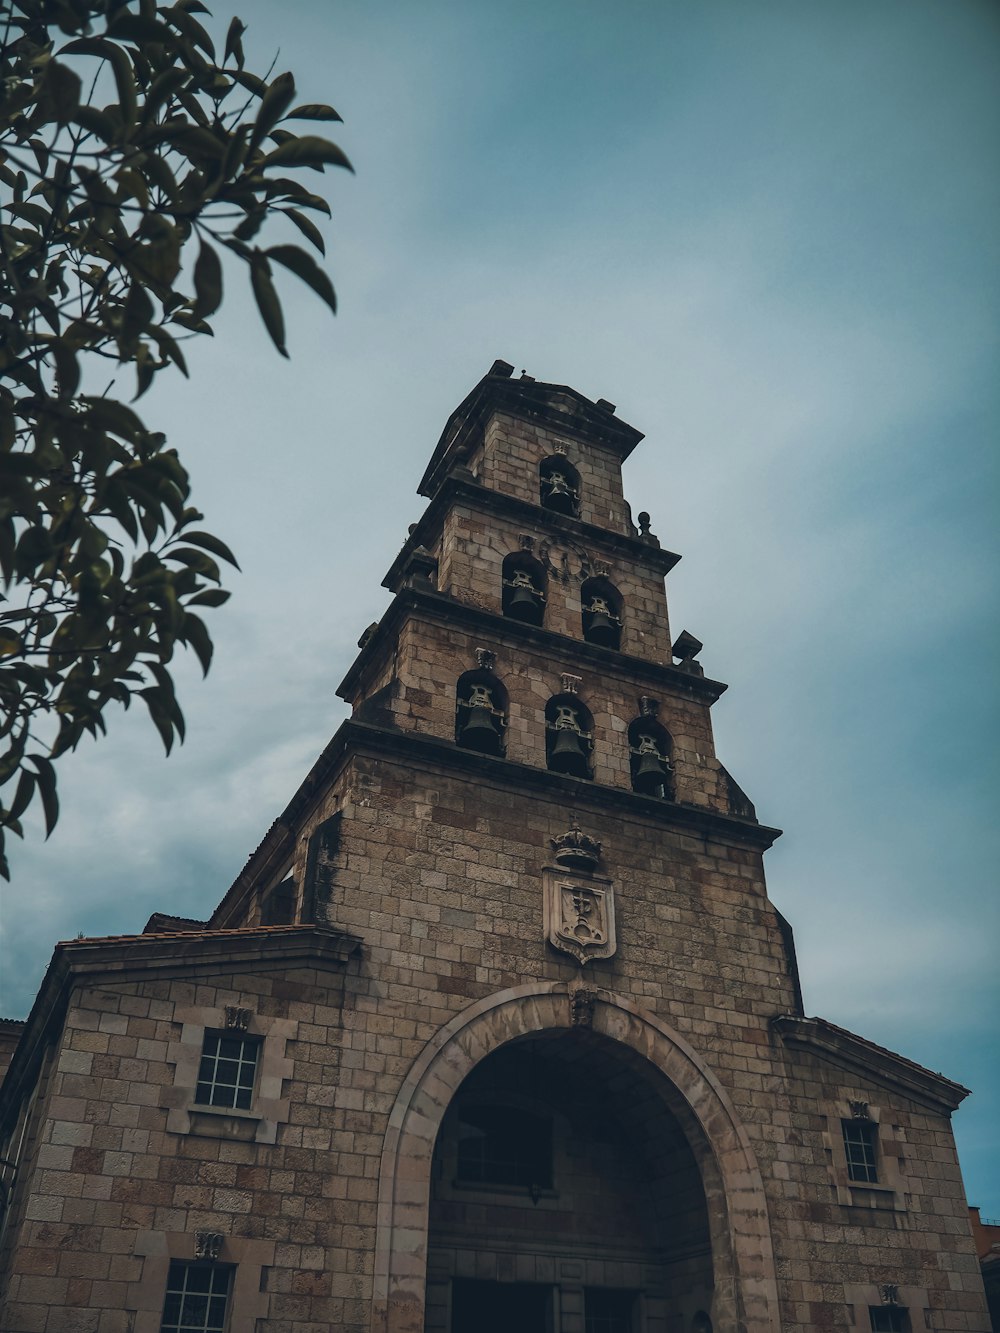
[549,727,590,778]
[506,580,543,626]
[584,609,620,648]
[458,689,502,755]
[633,749,668,795]
[541,470,577,515]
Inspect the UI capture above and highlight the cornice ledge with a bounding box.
[770,1014,969,1114]
[338,587,727,705]
[384,476,680,593]
[343,720,781,850]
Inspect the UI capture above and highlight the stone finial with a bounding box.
[551,819,602,871]
[357,622,379,650]
[671,630,703,664]
[224,1006,252,1031]
[475,648,497,672]
[595,399,616,414]
[401,545,438,590]
[637,511,660,548]
[489,359,514,378]
[195,1232,225,1262]
[560,672,581,695]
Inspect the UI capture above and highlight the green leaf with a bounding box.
[28,754,59,837]
[249,255,287,357]
[62,37,138,128]
[182,611,213,675]
[53,342,81,399]
[46,61,83,123]
[122,283,155,343]
[224,16,247,68]
[287,103,343,122]
[249,71,296,155]
[265,243,337,314]
[179,530,240,568]
[263,135,353,172]
[280,207,326,255]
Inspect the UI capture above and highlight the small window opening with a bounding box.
[195,1031,260,1111]
[456,670,508,757]
[585,1288,637,1333]
[502,552,547,627]
[260,876,296,926]
[842,1117,879,1183]
[545,694,594,780]
[581,576,623,649]
[456,1105,552,1191]
[869,1307,910,1332]
[160,1261,233,1333]
[539,454,581,517]
[628,716,674,799]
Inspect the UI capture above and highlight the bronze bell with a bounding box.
[506,573,543,626]
[583,596,620,648]
[548,710,590,777]
[541,470,577,515]
[632,736,671,795]
[458,687,502,755]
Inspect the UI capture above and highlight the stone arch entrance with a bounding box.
[372,984,780,1333]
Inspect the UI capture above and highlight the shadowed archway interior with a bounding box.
[424,1029,715,1333]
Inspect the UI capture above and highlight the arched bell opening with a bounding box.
[544,693,594,780]
[539,454,581,517]
[425,1029,717,1333]
[501,551,547,628]
[580,575,623,650]
[628,715,674,800]
[455,669,509,758]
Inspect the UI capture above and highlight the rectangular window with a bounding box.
[869,1307,909,1332]
[195,1031,260,1110]
[842,1117,878,1183]
[585,1287,636,1333]
[160,1261,233,1333]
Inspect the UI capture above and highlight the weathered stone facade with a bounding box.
[0,363,990,1331]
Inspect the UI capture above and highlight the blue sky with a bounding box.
[3,1,998,1212]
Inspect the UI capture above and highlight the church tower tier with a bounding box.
[0,365,987,1333]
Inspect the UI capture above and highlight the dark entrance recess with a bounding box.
[451,1278,552,1333]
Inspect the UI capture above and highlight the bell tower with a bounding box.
[1,361,985,1333]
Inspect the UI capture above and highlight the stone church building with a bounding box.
[0,363,990,1332]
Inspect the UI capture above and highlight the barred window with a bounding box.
[195,1031,260,1110]
[160,1261,232,1333]
[842,1118,878,1183]
[585,1287,635,1333]
[869,1307,909,1332]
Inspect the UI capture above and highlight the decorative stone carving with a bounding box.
[592,559,611,578]
[550,820,602,871]
[224,1006,252,1031]
[560,672,581,695]
[878,1283,900,1306]
[195,1231,225,1262]
[537,536,593,585]
[518,534,535,552]
[570,988,598,1027]
[474,647,497,672]
[850,1100,871,1120]
[552,442,568,455]
[639,695,659,718]
[543,873,616,966]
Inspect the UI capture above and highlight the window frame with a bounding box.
[194,1029,262,1112]
[164,1005,297,1145]
[129,1233,273,1333]
[841,1116,879,1184]
[159,1259,234,1333]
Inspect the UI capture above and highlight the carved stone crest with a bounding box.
[195,1231,225,1262]
[224,1006,252,1031]
[543,875,616,966]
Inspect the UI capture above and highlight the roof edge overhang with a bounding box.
[418,370,645,499]
[338,586,722,705]
[0,925,362,1127]
[771,1014,970,1114]
[385,474,679,593]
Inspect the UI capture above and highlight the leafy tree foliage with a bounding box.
[0,0,350,876]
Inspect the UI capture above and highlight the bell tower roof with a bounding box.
[418,360,645,500]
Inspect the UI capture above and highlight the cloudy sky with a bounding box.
[4,1,998,1212]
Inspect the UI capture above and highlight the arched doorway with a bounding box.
[425,1029,714,1332]
[372,984,779,1333]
